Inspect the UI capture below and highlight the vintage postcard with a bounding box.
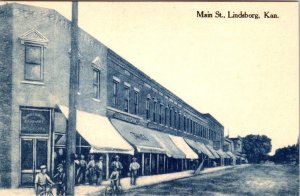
[0,1,298,195]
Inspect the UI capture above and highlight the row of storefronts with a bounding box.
[19,105,245,187]
[50,105,241,183]
[0,3,246,188]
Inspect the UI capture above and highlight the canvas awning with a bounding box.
[110,119,165,154]
[169,135,198,159]
[58,105,134,155]
[184,138,215,159]
[152,131,186,159]
[216,149,230,158]
[205,145,220,159]
[196,142,216,159]
[226,151,236,159]
[184,138,203,154]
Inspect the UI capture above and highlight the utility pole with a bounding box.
[66,1,78,195]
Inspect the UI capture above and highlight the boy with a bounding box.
[34,165,55,196]
[109,167,120,191]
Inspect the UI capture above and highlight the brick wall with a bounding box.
[0,4,13,187]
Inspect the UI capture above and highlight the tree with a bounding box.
[271,144,299,165]
[242,134,272,164]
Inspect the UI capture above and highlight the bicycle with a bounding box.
[37,184,54,196]
[105,179,123,195]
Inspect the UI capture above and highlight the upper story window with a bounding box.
[178,113,181,130]
[124,86,130,113]
[113,81,118,108]
[153,100,157,122]
[25,44,44,81]
[20,29,48,82]
[169,108,173,127]
[183,116,186,132]
[93,69,101,99]
[164,107,168,126]
[159,104,163,124]
[174,111,177,129]
[133,90,139,115]
[146,97,150,120]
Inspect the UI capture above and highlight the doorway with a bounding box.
[20,137,49,186]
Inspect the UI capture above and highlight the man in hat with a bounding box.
[34,165,55,196]
[95,156,104,185]
[53,164,66,196]
[111,155,123,185]
[129,157,140,186]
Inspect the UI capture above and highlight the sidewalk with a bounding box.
[0,165,248,196]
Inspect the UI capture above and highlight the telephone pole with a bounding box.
[66,1,78,195]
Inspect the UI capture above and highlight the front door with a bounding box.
[21,137,49,186]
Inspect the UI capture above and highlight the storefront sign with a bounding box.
[21,109,50,134]
[130,132,149,141]
[113,113,138,124]
[147,122,163,131]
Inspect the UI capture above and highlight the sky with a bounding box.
[4,1,299,155]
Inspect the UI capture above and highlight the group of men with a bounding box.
[34,154,141,196]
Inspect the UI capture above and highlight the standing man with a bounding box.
[77,155,87,184]
[111,155,123,185]
[95,156,103,185]
[129,157,140,186]
[53,164,66,196]
[86,154,96,185]
[34,165,55,196]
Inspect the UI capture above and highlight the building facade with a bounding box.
[0,3,226,188]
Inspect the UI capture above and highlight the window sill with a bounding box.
[92,98,101,102]
[21,80,45,86]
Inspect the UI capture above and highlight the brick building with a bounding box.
[0,3,226,188]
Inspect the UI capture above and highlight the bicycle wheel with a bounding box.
[105,186,112,196]
[38,191,45,196]
[45,191,54,196]
[116,185,123,195]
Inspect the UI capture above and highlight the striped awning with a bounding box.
[184,139,215,159]
[169,135,198,159]
[205,145,220,159]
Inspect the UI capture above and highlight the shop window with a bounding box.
[93,69,100,99]
[24,44,44,81]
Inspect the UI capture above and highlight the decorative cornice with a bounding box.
[19,28,49,45]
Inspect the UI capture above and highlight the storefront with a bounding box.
[151,131,186,173]
[57,105,135,179]
[206,145,221,166]
[110,118,166,176]
[20,107,52,186]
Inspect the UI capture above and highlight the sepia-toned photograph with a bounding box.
[0,1,298,195]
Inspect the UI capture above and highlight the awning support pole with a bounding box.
[185,159,187,170]
[149,153,152,174]
[142,153,144,176]
[106,153,109,180]
[157,154,159,174]
[163,155,166,173]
